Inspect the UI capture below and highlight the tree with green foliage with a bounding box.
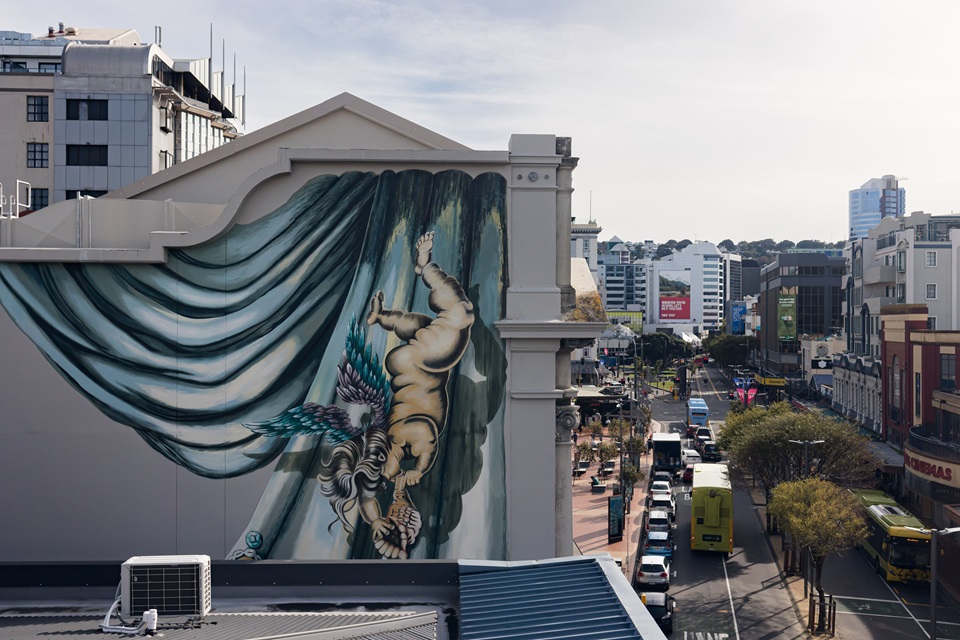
[775,240,796,252]
[575,441,594,464]
[703,334,759,367]
[716,403,874,499]
[623,435,647,467]
[597,440,619,466]
[676,239,692,250]
[636,333,694,366]
[769,479,868,632]
[718,239,736,251]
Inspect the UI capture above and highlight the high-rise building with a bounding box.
[849,175,904,240]
[0,24,243,214]
[758,252,844,376]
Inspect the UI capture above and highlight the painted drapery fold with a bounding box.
[0,169,508,559]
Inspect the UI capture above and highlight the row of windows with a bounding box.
[25,97,108,122]
[5,61,60,73]
[26,143,109,167]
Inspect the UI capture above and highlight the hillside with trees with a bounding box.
[605,238,846,264]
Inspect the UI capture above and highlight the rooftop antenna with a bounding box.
[589,190,593,223]
[208,24,213,109]
[154,26,161,48]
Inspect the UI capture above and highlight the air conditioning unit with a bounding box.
[120,555,212,619]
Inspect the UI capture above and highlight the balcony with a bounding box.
[863,264,895,286]
[909,425,960,464]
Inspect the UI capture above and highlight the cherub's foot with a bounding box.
[414,232,434,276]
[366,290,384,325]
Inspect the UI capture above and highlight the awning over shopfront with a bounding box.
[867,440,905,475]
[946,504,960,527]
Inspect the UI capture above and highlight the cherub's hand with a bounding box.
[371,518,394,541]
[404,469,424,486]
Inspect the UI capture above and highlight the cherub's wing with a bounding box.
[244,403,362,444]
[336,319,392,428]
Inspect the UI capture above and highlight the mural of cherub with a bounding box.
[245,231,474,559]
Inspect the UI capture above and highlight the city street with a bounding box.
[648,363,960,639]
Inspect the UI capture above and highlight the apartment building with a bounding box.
[0,24,242,213]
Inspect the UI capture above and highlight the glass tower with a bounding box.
[849,175,905,240]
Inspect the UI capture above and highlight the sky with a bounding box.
[8,2,960,244]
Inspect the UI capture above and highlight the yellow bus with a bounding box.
[690,463,733,552]
[850,489,930,583]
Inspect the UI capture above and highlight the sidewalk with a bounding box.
[571,417,668,582]
[745,481,821,637]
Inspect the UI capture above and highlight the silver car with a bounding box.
[636,554,671,590]
[649,493,677,521]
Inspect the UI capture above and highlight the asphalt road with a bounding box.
[648,363,960,639]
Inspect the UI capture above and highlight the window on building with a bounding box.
[928,317,937,330]
[895,283,906,303]
[29,188,48,210]
[896,251,906,272]
[66,98,108,121]
[64,190,108,200]
[940,353,956,391]
[159,150,173,170]
[3,60,27,72]
[66,145,108,166]
[38,62,60,74]
[926,251,937,267]
[27,96,48,122]
[926,284,937,300]
[26,142,48,168]
[916,373,922,417]
[890,355,901,422]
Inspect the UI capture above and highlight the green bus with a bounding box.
[850,489,930,583]
[690,463,733,552]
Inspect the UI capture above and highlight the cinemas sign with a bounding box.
[904,449,958,489]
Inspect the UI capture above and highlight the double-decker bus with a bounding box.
[850,489,930,583]
[690,463,733,552]
[687,397,709,431]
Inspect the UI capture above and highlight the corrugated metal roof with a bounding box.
[459,556,657,640]
[0,610,437,640]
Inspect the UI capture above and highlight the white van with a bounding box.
[681,449,702,465]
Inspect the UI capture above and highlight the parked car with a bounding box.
[600,384,624,395]
[640,592,676,634]
[645,510,672,534]
[651,470,674,486]
[649,480,672,499]
[643,530,674,558]
[636,555,671,590]
[649,493,677,521]
[681,464,695,483]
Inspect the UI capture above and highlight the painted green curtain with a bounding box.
[0,169,508,559]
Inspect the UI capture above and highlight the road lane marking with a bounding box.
[879,574,930,639]
[721,555,741,640]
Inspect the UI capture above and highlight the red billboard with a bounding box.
[658,269,691,321]
[659,297,690,320]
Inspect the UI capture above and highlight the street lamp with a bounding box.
[907,525,960,639]
[787,439,825,596]
[788,439,825,479]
